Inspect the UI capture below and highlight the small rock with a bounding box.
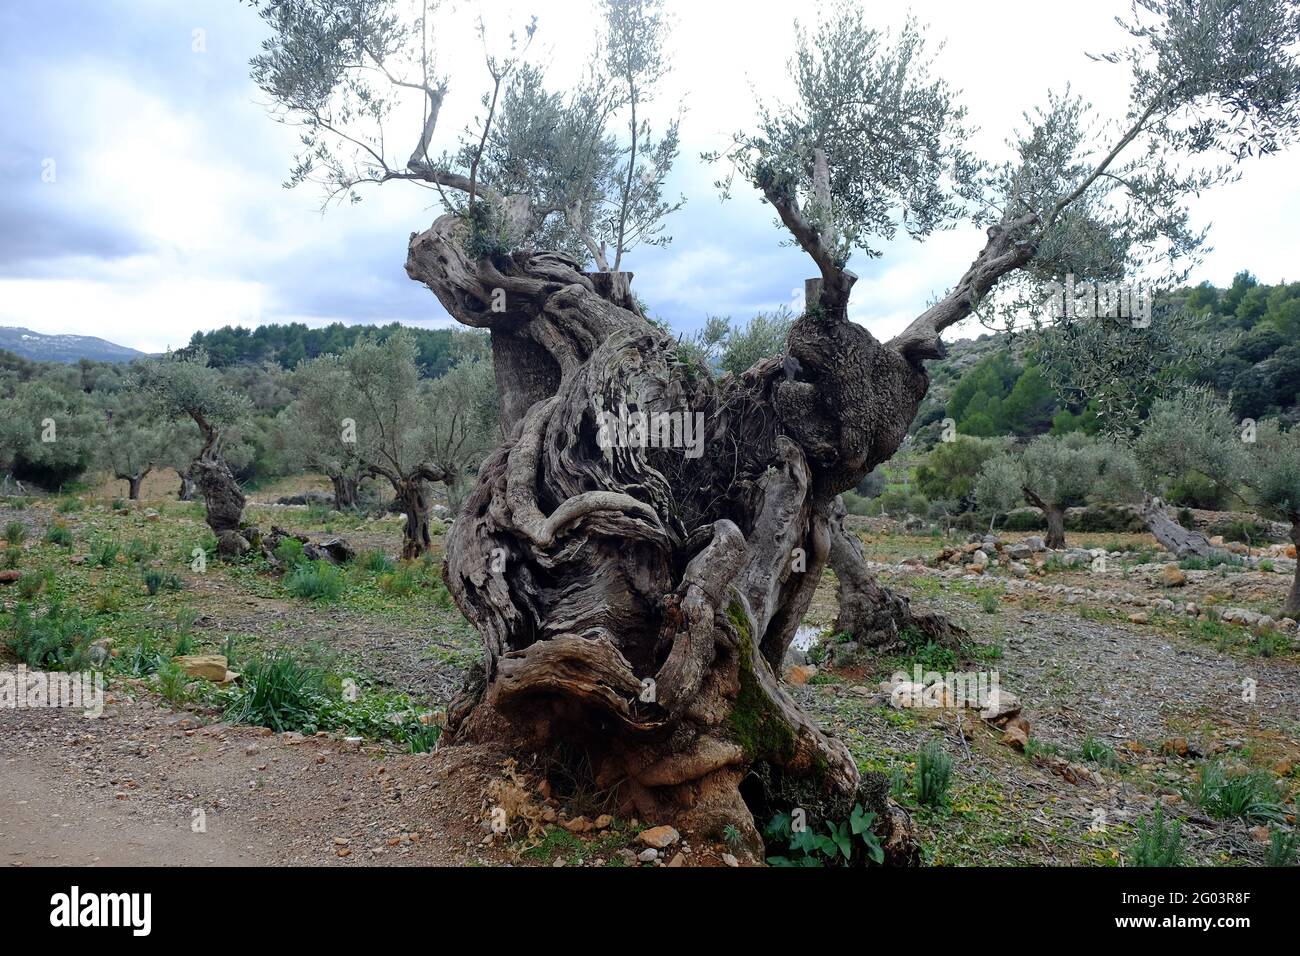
[785,664,817,686]
[1001,716,1030,751]
[637,825,680,849]
[637,848,659,863]
[173,654,230,682]
[667,852,685,868]
[722,852,739,868]
[1161,737,1190,758]
[1161,564,1187,588]
[594,814,614,830]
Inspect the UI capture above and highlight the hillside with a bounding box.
[0,327,146,364]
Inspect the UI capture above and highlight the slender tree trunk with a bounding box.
[395,477,431,560]
[178,470,196,501]
[127,475,142,501]
[408,213,925,860]
[827,497,964,650]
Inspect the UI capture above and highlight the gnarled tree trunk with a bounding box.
[330,473,360,512]
[827,496,964,649]
[1141,495,1235,561]
[411,211,929,860]
[190,419,247,557]
[1024,489,1067,549]
[395,477,431,560]
[178,469,196,501]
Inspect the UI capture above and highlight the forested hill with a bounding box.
[908,272,1300,444]
[185,322,472,377]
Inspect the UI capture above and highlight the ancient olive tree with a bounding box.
[335,331,497,557]
[252,0,1300,855]
[136,350,251,554]
[1138,388,1300,612]
[978,433,1141,548]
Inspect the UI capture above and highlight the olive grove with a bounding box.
[249,0,1300,855]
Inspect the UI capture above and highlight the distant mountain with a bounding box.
[0,327,146,364]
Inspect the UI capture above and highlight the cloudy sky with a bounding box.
[1,0,1297,354]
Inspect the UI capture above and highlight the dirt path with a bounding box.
[0,695,511,867]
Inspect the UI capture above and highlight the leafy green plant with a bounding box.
[44,524,73,547]
[1265,826,1298,867]
[1187,761,1286,823]
[56,497,84,514]
[154,657,192,704]
[1126,806,1186,866]
[117,633,162,677]
[4,521,28,546]
[273,536,306,567]
[979,591,1000,614]
[1250,629,1289,658]
[15,571,49,600]
[223,650,328,732]
[89,538,121,568]
[914,740,953,808]
[7,601,95,670]
[284,560,345,601]
[765,803,884,867]
[143,568,183,596]
[125,537,157,563]
[360,550,395,574]
[1078,736,1120,769]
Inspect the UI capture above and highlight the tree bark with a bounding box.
[411,212,926,859]
[1023,489,1067,549]
[1141,496,1232,561]
[127,475,143,501]
[330,473,360,512]
[827,497,964,650]
[178,470,196,501]
[190,419,247,557]
[1045,506,1066,550]
[395,477,431,560]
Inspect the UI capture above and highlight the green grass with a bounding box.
[1126,807,1185,867]
[88,538,121,568]
[223,650,328,732]
[1077,736,1121,770]
[4,521,28,546]
[1187,761,1286,823]
[284,560,345,601]
[914,740,954,809]
[44,524,73,547]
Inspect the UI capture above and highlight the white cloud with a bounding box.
[2,0,1297,353]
